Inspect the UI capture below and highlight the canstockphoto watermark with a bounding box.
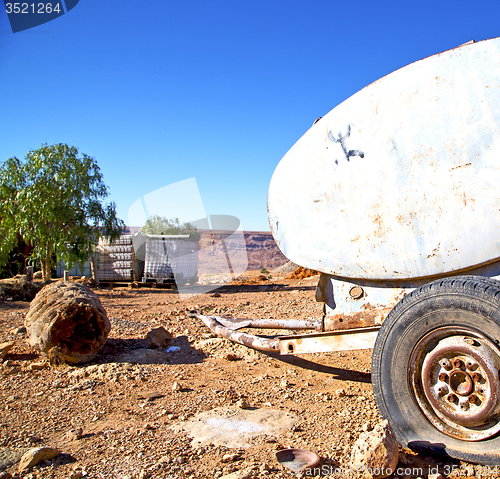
[3,0,79,33]
[304,465,396,477]
[304,464,443,477]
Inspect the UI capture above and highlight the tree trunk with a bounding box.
[24,282,110,364]
[43,248,51,281]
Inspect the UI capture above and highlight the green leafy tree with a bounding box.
[0,143,125,280]
[140,215,200,239]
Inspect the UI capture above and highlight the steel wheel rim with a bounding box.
[409,326,500,441]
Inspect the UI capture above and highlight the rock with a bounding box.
[222,453,241,462]
[236,399,250,409]
[24,282,110,365]
[0,342,14,360]
[18,447,61,472]
[138,390,164,401]
[10,326,26,335]
[172,381,182,392]
[28,362,49,371]
[0,274,42,301]
[26,435,41,444]
[334,388,346,397]
[52,378,69,388]
[0,472,13,479]
[66,428,83,441]
[2,365,21,375]
[0,447,32,470]
[350,420,399,479]
[224,353,239,361]
[219,466,254,479]
[362,421,374,432]
[146,326,173,348]
[33,271,43,279]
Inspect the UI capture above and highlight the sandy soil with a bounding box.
[0,272,493,479]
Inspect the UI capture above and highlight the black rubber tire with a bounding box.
[372,275,500,465]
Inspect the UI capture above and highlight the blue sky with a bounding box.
[1,1,499,231]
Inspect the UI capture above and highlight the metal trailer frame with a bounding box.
[192,260,500,355]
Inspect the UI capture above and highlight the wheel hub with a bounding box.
[411,329,500,441]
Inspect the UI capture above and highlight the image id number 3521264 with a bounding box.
[5,3,61,14]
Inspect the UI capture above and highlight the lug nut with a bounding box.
[469,394,479,404]
[472,373,482,382]
[453,358,464,369]
[436,385,449,396]
[438,373,448,382]
[459,399,470,410]
[447,393,458,403]
[466,360,479,371]
[440,359,453,371]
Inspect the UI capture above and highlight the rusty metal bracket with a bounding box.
[279,326,380,355]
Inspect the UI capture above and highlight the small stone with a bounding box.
[138,471,150,479]
[26,435,41,444]
[222,453,240,462]
[28,362,49,371]
[235,398,250,409]
[52,378,68,388]
[143,423,154,430]
[334,388,346,397]
[0,342,14,360]
[0,472,13,479]
[428,474,443,479]
[18,447,61,472]
[70,472,84,479]
[66,427,83,441]
[3,365,21,375]
[146,326,173,348]
[362,421,374,432]
[172,381,182,392]
[224,353,239,361]
[11,326,26,335]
